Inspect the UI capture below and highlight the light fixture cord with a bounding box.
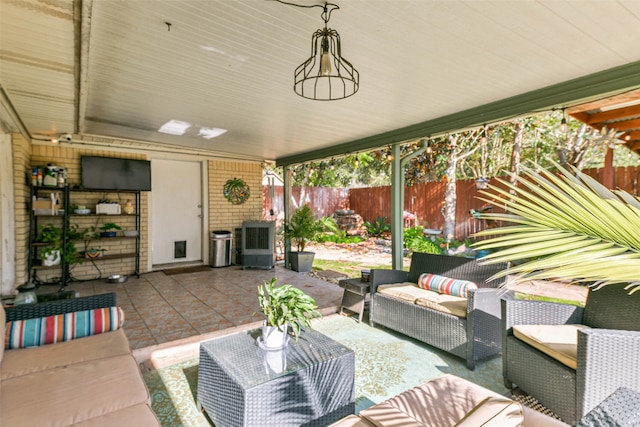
[269,0,340,24]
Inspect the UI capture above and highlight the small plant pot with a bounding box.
[100,231,117,238]
[42,250,61,267]
[288,251,315,273]
[85,249,104,259]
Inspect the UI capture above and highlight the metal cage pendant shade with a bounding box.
[294,12,359,100]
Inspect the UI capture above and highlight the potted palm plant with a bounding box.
[257,277,321,349]
[473,163,640,292]
[284,204,336,272]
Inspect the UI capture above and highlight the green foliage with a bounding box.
[364,216,390,237]
[257,278,321,339]
[315,233,364,244]
[474,163,640,291]
[99,222,121,231]
[36,223,82,265]
[402,226,442,254]
[267,111,639,191]
[405,236,442,255]
[284,205,336,252]
[403,226,425,244]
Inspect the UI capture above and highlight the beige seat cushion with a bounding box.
[453,396,524,426]
[1,354,150,427]
[377,283,433,303]
[361,374,500,427]
[1,328,132,380]
[377,283,468,317]
[415,292,468,318]
[512,324,591,370]
[70,403,160,426]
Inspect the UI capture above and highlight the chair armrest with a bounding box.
[501,292,584,334]
[577,328,640,419]
[468,288,501,315]
[369,269,409,294]
[5,293,117,322]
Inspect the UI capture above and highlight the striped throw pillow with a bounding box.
[417,273,478,298]
[5,306,125,349]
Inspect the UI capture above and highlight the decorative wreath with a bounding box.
[223,178,250,205]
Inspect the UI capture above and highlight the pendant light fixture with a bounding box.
[293,2,359,101]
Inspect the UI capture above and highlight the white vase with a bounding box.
[43,250,61,267]
[263,349,287,374]
[261,322,289,350]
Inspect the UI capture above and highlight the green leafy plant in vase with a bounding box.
[37,223,82,267]
[37,223,63,266]
[257,277,321,349]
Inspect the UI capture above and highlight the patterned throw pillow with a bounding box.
[5,306,124,349]
[417,273,478,298]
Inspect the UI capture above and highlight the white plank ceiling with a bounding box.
[2,0,640,162]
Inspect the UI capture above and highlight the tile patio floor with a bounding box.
[54,265,344,351]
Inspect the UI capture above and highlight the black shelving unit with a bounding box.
[27,186,141,289]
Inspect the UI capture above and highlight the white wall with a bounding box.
[0,133,16,295]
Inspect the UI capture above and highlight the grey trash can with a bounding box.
[210,230,232,267]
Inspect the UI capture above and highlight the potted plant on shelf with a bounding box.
[36,223,82,267]
[283,204,336,272]
[99,222,121,237]
[257,277,321,349]
[37,223,63,266]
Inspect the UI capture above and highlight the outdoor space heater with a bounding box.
[241,220,276,270]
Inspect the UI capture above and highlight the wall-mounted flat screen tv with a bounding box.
[81,156,152,191]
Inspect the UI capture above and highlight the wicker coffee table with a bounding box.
[197,328,355,427]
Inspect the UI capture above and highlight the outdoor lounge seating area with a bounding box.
[370,252,508,369]
[3,2,640,426]
[2,261,640,426]
[502,282,640,425]
[1,293,160,427]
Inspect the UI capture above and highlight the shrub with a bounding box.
[364,216,390,237]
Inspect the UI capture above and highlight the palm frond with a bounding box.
[473,163,640,290]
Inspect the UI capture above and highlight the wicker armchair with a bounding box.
[502,283,640,425]
[370,252,507,370]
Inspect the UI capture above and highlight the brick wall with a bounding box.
[208,160,263,236]
[11,139,262,290]
[20,143,149,283]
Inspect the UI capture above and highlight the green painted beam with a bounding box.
[390,143,403,270]
[276,60,640,167]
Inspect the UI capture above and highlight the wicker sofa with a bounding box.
[1,293,160,427]
[502,283,640,425]
[330,374,568,426]
[370,252,508,369]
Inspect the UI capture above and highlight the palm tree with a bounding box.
[473,164,640,293]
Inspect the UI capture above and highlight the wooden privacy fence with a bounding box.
[263,166,640,240]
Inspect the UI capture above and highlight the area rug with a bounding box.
[143,314,511,426]
[163,265,212,275]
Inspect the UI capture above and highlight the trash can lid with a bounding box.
[211,230,232,237]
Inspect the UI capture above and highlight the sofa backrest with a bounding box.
[583,283,640,331]
[408,253,507,288]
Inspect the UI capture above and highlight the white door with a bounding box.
[151,159,203,266]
